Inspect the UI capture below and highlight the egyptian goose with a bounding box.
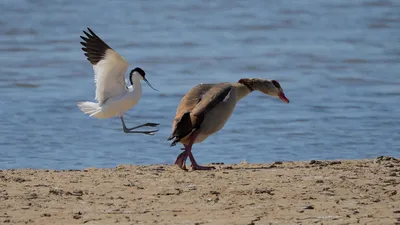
[167,78,289,170]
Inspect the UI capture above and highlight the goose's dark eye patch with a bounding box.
[271,80,281,88]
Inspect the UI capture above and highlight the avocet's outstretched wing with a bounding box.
[80,28,129,105]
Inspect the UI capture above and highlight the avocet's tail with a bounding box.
[77,101,102,118]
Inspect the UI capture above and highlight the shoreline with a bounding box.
[1,156,399,225]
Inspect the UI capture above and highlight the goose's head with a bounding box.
[129,67,158,91]
[238,78,289,103]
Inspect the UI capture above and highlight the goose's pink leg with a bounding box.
[188,151,215,170]
[174,132,199,171]
[174,132,216,171]
[174,144,189,171]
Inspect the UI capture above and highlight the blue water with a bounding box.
[0,0,399,169]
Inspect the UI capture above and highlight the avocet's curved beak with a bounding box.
[143,78,158,91]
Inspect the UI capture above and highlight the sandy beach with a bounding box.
[0,156,399,225]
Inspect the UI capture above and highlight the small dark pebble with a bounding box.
[389,172,397,177]
[316,179,324,183]
[254,188,274,195]
[372,198,380,203]
[210,191,220,195]
[310,160,320,165]
[303,205,314,210]
[394,210,400,213]
[28,193,38,199]
[73,190,84,196]
[310,160,341,166]
[41,213,51,217]
[376,156,398,162]
[123,182,135,187]
[13,177,28,183]
[153,166,165,172]
[73,215,82,219]
[3,219,10,223]
[66,190,83,196]
[49,188,64,196]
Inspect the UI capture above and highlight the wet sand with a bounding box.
[1,156,399,225]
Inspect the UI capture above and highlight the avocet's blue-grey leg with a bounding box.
[120,116,159,135]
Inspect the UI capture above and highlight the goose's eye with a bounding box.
[271,80,281,89]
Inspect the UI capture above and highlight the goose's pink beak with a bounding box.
[279,92,289,103]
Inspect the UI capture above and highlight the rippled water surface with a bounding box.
[0,0,399,169]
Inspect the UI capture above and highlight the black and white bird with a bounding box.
[77,28,159,135]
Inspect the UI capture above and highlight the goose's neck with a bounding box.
[234,82,253,101]
[236,78,269,101]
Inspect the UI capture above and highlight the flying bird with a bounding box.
[167,78,289,170]
[77,28,159,135]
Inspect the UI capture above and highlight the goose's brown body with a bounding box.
[169,82,250,146]
[168,78,289,170]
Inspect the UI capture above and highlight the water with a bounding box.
[0,0,399,169]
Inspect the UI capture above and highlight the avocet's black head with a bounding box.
[129,67,158,91]
[130,67,146,80]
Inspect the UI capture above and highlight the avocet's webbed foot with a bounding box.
[126,122,160,131]
[123,128,159,135]
[120,117,159,135]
